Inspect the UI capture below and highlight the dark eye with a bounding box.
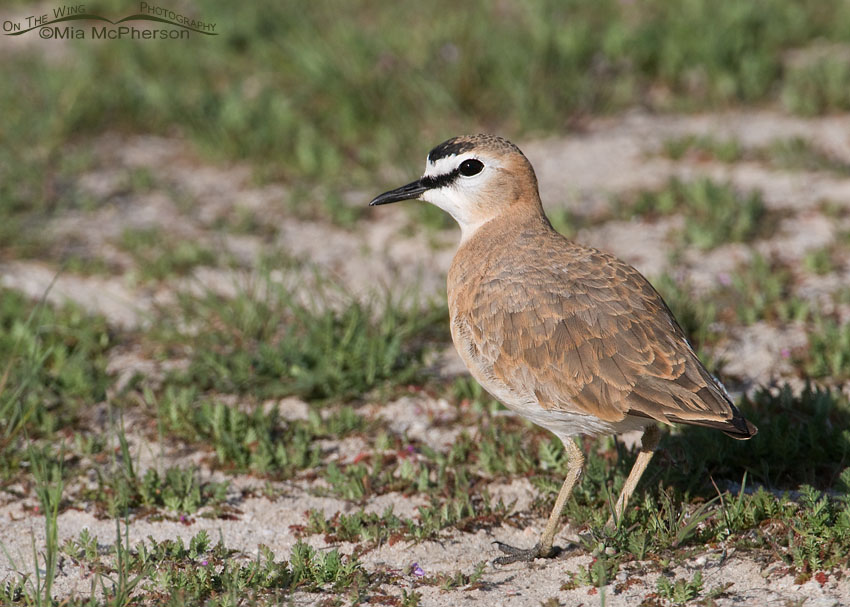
[458,158,484,177]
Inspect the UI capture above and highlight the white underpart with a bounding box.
[421,152,498,243]
[469,362,650,443]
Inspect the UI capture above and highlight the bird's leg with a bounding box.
[607,424,660,529]
[495,438,585,564]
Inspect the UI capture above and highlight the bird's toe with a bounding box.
[492,541,554,565]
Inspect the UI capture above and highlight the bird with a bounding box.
[369,134,757,565]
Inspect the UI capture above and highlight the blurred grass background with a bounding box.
[4,4,850,599]
[4,0,850,256]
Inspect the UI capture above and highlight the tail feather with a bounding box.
[667,408,758,440]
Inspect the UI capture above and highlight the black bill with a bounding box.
[369,179,428,206]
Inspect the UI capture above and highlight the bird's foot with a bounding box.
[492,541,555,565]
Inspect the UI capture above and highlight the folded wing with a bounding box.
[466,246,756,439]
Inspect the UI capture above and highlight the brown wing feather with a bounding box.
[460,240,755,438]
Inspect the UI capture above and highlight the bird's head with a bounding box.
[370,135,541,241]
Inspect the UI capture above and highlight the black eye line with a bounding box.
[420,158,484,189]
[420,167,460,190]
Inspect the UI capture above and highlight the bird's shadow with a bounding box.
[632,382,850,498]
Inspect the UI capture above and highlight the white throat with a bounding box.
[422,153,494,242]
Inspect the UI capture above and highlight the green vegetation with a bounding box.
[313,416,543,502]
[6,0,850,255]
[802,316,850,381]
[119,227,219,282]
[299,493,508,549]
[158,276,447,402]
[451,376,504,414]
[154,387,363,476]
[567,477,850,588]
[664,135,743,163]
[4,276,850,602]
[418,561,487,591]
[27,446,65,607]
[655,571,704,605]
[618,178,776,249]
[58,530,369,605]
[802,246,838,275]
[0,288,111,476]
[764,136,850,174]
[211,205,279,238]
[664,134,850,174]
[562,554,620,590]
[782,54,850,115]
[82,463,231,518]
[32,0,850,180]
[721,254,810,326]
[660,253,811,331]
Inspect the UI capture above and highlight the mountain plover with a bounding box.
[370,134,757,564]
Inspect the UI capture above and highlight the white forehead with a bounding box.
[424,152,477,178]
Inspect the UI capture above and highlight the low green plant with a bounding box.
[98,518,148,607]
[787,485,850,574]
[803,246,837,276]
[656,570,703,605]
[722,254,809,325]
[782,55,850,115]
[0,289,111,477]
[61,530,370,604]
[663,135,743,162]
[212,205,279,238]
[154,386,369,476]
[28,444,65,607]
[474,423,538,477]
[119,227,218,282]
[762,137,850,175]
[642,488,717,549]
[288,541,367,592]
[415,492,509,538]
[802,315,850,381]
[318,190,366,227]
[713,483,794,542]
[662,135,850,175]
[580,485,717,560]
[139,467,229,514]
[84,462,230,518]
[302,506,407,545]
[401,589,423,607]
[418,561,486,591]
[62,528,100,565]
[159,275,447,402]
[620,178,775,250]
[563,554,620,589]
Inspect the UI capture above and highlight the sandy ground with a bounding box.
[3,110,850,605]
